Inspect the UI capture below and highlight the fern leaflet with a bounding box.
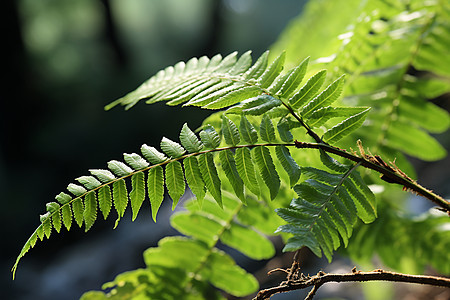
[276,152,376,261]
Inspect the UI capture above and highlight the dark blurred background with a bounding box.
[1,0,307,299]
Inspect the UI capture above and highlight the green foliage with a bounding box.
[346,207,450,275]
[13,1,450,298]
[276,151,376,261]
[273,0,450,164]
[81,193,279,299]
[271,0,450,278]
[14,53,378,280]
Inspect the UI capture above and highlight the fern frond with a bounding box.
[105,51,260,110]
[14,47,382,277]
[13,115,305,277]
[81,191,281,299]
[272,0,450,164]
[347,208,450,275]
[276,153,376,261]
[106,50,357,129]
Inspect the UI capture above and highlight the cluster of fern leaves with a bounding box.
[271,0,450,277]
[13,50,380,296]
[13,0,450,299]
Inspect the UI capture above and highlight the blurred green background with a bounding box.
[2,0,306,299]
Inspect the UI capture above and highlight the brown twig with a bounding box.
[254,268,450,300]
[294,140,450,214]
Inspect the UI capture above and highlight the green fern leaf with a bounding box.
[306,106,369,128]
[61,204,72,231]
[97,185,112,220]
[52,210,62,233]
[198,153,222,207]
[105,51,289,113]
[398,93,450,133]
[219,150,245,203]
[385,121,446,161]
[171,212,223,247]
[42,218,52,239]
[72,198,84,228]
[89,169,116,183]
[345,174,377,223]
[142,236,259,297]
[123,153,149,170]
[113,179,128,221]
[55,192,72,205]
[67,183,87,196]
[183,156,206,206]
[276,117,295,142]
[84,192,97,232]
[206,249,259,297]
[184,80,234,107]
[165,161,185,209]
[153,77,208,104]
[276,157,377,260]
[253,146,280,200]
[277,226,322,257]
[347,209,450,275]
[277,56,309,98]
[319,149,347,172]
[215,51,239,71]
[166,78,220,106]
[267,68,295,95]
[199,125,221,148]
[239,116,258,144]
[221,115,240,146]
[141,144,168,164]
[36,223,45,241]
[46,201,60,213]
[257,51,285,88]
[259,114,276,142]
[179,123,203,153]
[275,145,301,186]
[221,222,275,259]
[228,50,253,75]
[160,137,186,158]
[203,86,262,110]
[154,194,275,297]
[184,79,246,108]
[226,94,282,116]
[235,147,259,196]
[289,70,327,109]
[130,172,146,221]
[323,108,370,143]
[76,176,102,190]
[301,75,345,118]
[148,166,164,221]
[319,150,377,223]
[39,212,50,223]
[108,160,133,177]
[244,50,269,79]
[144,237,208,271]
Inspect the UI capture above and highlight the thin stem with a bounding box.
[254,269,450,300]
[280,101,325,144]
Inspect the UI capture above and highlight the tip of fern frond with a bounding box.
[104,98,122,111]
[11,267,17,280]
[113,217,120,229]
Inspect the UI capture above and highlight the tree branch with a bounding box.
[254,268,450,300]
[294,140,450,214]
